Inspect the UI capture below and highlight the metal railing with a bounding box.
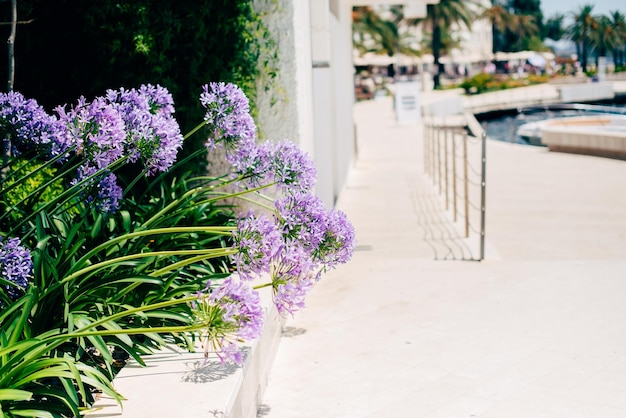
[422,120,487,261]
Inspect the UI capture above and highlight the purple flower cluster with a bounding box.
[199,83,317,195]
[275,192,327,248]
[201,85,355,311]
[0,236,33,300]
[231,213,282,280]
[105,84,183,175]
[270,243,316,314]
[0,86,183,214]
[266,141,317,193]
[200,82,256,151]
[227,140,317,195]
[0,91,70,158]
[231,191,355,314]
[204,277,264,364]
[312,209,356,270]
[57,97,127,213]
[57,96,127,169]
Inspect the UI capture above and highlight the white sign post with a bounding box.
[394,81,421,124]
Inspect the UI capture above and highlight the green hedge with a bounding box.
[0,0,275,171]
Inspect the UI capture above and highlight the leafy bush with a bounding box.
[0,0,278,174]
[0,83,355,417]
[458,72,548,94]
[460,73,494,94]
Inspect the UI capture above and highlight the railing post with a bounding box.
[480,131,487,261]
[437,124,442,194]
[463,131,469,238]
[428,121,435,178]
[452,130,457,222]
[423,122,429,175]
[444,126,449,210]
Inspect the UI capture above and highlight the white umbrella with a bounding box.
[528,54,547,68]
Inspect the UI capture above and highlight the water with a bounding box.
[478,102,626,145]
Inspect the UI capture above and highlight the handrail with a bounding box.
[519,103,626,115]
[423,119,487,261]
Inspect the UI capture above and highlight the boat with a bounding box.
[516,103,626,146]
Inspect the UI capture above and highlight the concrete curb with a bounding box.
[89,287,283,418]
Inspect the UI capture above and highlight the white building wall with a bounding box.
[255,0,357,209]
[253,0,314,156]
[331,1,356,199]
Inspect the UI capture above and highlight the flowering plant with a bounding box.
[0,82,355,417]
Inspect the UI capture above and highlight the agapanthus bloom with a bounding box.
[71,166,123,214]
[0,236,33,301]
[270,242,316,315]
[0,91,70,158]
[274,192,328,250]
[196,277,264,364]
[312,209,356,271]
[231,212,282,280]
[226,137,270,186]
[56,96,126,169]
[200,82,256,150]
[264,141,317,194]
[106,84,183,175]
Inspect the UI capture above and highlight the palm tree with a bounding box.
[568,4,598,73]
[420,25,463,56]
[543,13,566,41]
[352,7,420,57]
[591,16,620,69]
[482,2,513,53]
[509,14,539,51]
[608,11,626,67]
[352,6,420,78]
[424,0,483,89]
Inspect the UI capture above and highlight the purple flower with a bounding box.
[0,91,70,158]
[226,137,270,185]
[106,84,183,175]
[201,277,265,364]
[312,209,356,271]
[0,236,33,300]
[199,82,256,150]
[228,140,316,194]
[72,165,123,214]
[216,340,244,365]
[56,96,126,169]
[231,212,282,280]
[274,192,328,251]
[270,242,316,315]
[264,141,317,194]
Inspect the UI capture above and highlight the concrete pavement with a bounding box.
[258,95,626,417]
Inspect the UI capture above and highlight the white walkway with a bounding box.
[259,95,626,418]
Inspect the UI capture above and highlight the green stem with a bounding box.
[253,282,273,290]
[199,181,277,205]
[183,121,207,140]
[122,167,150,197]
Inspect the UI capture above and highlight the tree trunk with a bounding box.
[7,0,16,92]
[432,10,441,89]
[2,0,16,182]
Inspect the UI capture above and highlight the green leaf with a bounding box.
[9,410,54,418]
[90,213,103,239]
[0,389,32,401]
